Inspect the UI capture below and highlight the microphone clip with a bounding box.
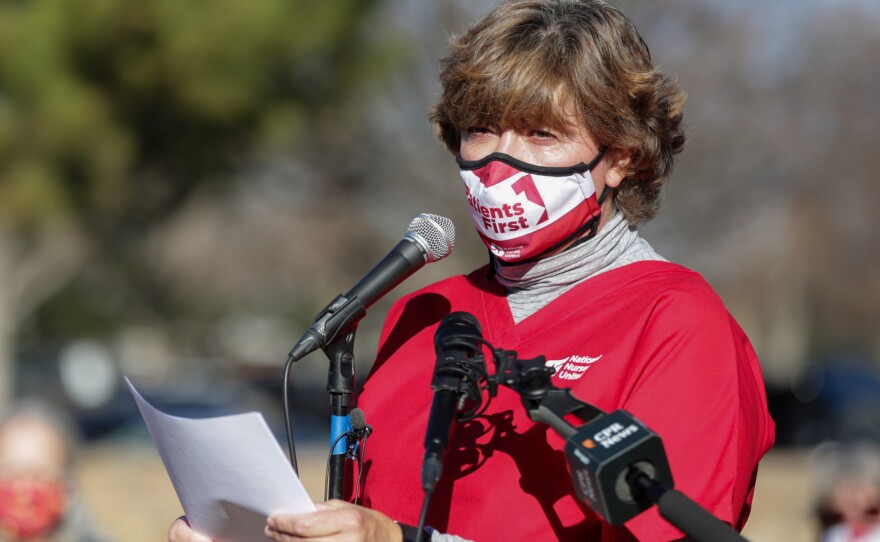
[344,425,373,459]
[491,349,604,426]
[289,294,367,362]
[431,343,493,421]
[315,294,368,344]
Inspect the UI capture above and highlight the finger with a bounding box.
[264,523,343,542]
[168,516,213,542]
[267,510,346,538]
[264,524,295,542]
[314,499,349,511]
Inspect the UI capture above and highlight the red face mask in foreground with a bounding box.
[0,476,68,540]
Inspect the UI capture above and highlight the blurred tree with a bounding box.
[0,0,396,408]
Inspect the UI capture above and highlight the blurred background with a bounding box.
[1,0,879,540]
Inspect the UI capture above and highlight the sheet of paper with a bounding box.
[126,378,316,542]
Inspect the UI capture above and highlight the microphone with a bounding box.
[288,213,455,361]
[563,410,745,542]
[564,410,674,526]
[349,407,373,439]
[345,407,373,458]
[422,312,485,493]
[565,410,747,540]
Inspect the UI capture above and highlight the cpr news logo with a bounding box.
[581,421,640,450]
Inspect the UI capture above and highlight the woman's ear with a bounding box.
[604,148,632,188]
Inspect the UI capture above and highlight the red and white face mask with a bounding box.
[457,149,607,262]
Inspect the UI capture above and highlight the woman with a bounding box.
[171,1,775,540]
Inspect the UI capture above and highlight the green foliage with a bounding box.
[0,0,393,230]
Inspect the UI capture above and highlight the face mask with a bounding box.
[0,476,68,540]
[457,148,607,262]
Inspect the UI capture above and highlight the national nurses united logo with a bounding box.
[545,354,603,381]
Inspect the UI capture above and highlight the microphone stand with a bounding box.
[285,213,455,499]
[314,294,367,500]
[492,350,749,542]
[323,332,357,499]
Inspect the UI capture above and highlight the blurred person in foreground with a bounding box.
[0,401,109,542]
[816,443,880,542]
[169,0,775,540]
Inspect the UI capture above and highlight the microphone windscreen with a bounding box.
[349,408,367,431]
[406,214,455,262]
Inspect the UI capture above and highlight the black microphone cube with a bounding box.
[564,410,674,525]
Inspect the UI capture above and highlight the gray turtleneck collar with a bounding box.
[494,212,666,323]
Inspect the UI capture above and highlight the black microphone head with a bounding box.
[405,213,455,263]
[439,311,482,333]
[349,407,367,431]
[434,311,482,352]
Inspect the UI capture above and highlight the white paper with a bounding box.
[126,378,316,542]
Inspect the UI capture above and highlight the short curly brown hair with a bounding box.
[431,0,686,224]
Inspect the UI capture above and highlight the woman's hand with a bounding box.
[265,500,403,542]
[167,517,212,542]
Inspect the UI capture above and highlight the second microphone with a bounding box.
[422,311,487,493]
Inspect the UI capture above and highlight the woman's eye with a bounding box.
[462,126,498,142]
[530,129,556,139]
[465,126,491,136]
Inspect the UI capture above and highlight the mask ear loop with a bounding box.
[564,183,613,250]
[487,252,498,280]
